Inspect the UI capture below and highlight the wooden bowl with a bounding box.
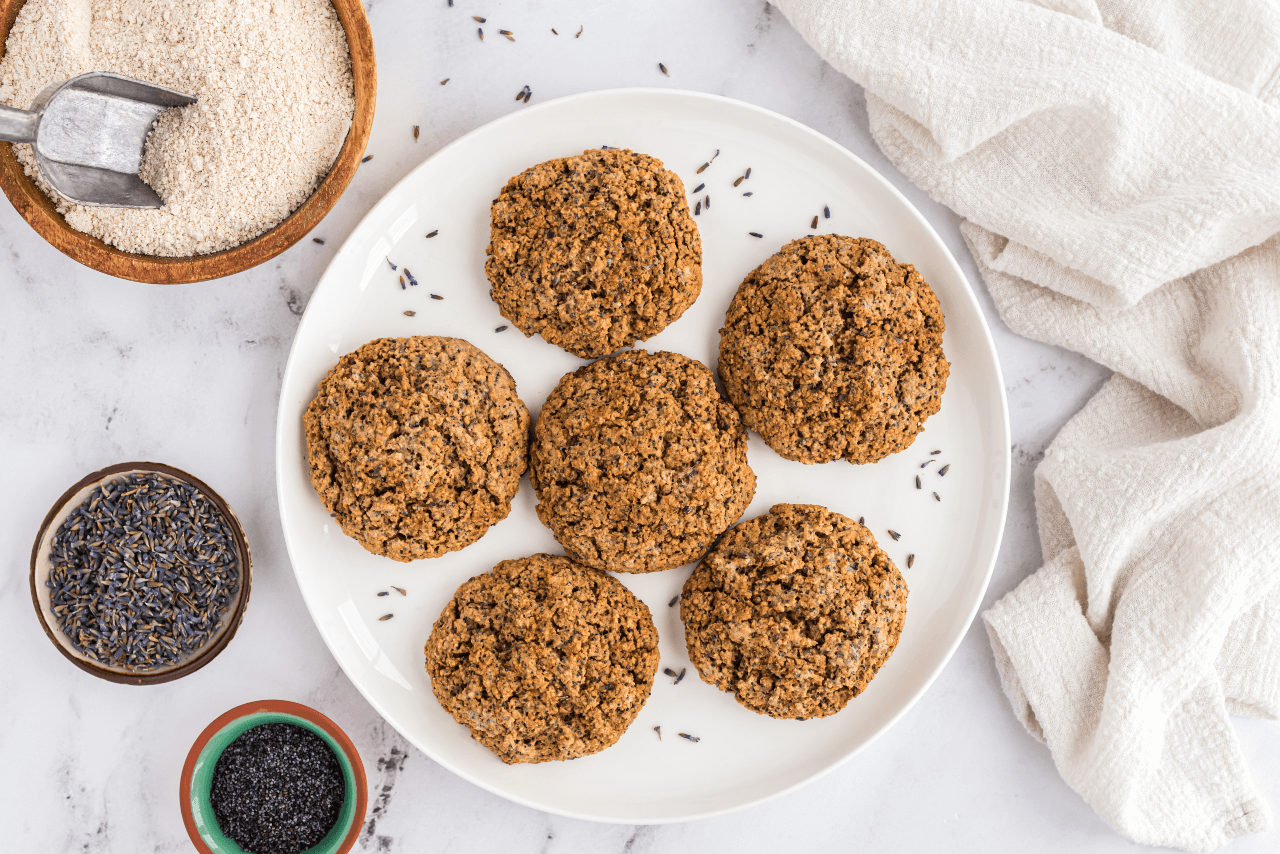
[0,0,376,283]
[179,700,368,854]
[29,461,253,685]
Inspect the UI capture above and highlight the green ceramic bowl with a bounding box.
[180,700,368,854]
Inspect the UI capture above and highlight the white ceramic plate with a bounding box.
[276,89,1009,824]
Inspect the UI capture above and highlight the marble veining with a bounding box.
[1,0,1275,851]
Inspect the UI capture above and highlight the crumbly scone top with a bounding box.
[302,336,529,562]
[531,349,756,573]
[424,553,660,763]
[485,148,702,359]
[681,503,908,720]
[718,235,948,465]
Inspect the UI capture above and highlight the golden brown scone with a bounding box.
[681,504,908,720]
[718,235,948,464]
[424,554,660,763]
[530,349,756,573]
[485,148,702,359]
[303,336,529,562]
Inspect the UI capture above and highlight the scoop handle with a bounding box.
[0,104,38,143]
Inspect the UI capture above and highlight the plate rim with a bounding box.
[274,86,1012,825]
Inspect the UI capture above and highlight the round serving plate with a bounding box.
[275,88,1009,823]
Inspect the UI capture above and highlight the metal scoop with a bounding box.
[0,71,196,209]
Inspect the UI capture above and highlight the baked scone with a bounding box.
[485,148,702,359]
[681,504,908,720]
[424,554,660,763]
[530,349,756,573]
[303,336,529,562]
[718,235,948,464]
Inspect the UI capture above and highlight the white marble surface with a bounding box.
[0,1,1275,851]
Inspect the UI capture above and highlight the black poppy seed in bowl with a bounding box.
[210,723,345,854]
[46,472,240,671]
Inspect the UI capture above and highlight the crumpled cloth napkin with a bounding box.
[771,0,1280,849]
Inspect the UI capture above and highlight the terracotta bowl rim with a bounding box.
[178,699,368,854]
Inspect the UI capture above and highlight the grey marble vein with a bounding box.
[0,0,1275,852]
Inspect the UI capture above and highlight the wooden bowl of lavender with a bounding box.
[29,461,252,685]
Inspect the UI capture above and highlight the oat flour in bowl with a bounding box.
[0,0,354,257]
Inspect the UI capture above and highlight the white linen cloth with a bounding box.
[771,0,1280,849]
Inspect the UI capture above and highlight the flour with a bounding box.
[0,0,354,256]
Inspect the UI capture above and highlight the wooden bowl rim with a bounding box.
[178,699,368,854]
[28,460,254,685]
[0,0,376,284]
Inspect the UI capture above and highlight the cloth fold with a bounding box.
[771,0,1280,849]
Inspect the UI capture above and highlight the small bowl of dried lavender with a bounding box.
[29,461,251,684]
[180,699,368,854]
